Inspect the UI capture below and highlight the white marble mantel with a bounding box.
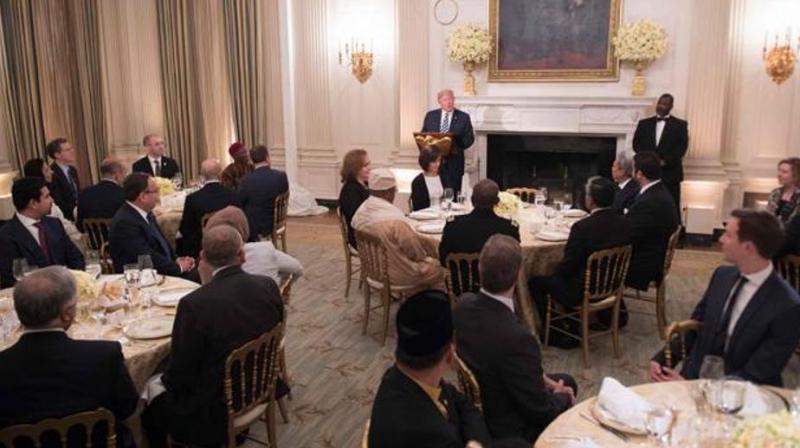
[455,96,656,180]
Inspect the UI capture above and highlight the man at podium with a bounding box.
[421,89,474,194]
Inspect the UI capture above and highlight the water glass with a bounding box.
[644,406,674,447]
[534,194,545,207]
[553,200,564,213]
[699,355,725,402]
[172,172,183,190]
[540,187,549,202]
[12,258,33,282]
[711,377,746,416]
[85,251,102,280]
[123,264,140,299]
[138,255,156,286]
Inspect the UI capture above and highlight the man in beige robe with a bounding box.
[351,168,444,293]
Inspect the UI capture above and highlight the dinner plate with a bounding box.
[409,210,441,220]
[563,209,588,218]
[590,398,649,435]
[417,222,445,234]
[536,230,569,242]
[153,290,192,307]
[123,316,174,340]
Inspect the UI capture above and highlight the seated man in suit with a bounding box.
[351,168,443,294]
[625,151,680,290]
[0,266,138,442]
[220,142,254,191]
[109,173,195,277]
[177,158,239,257]
[611,150,639,214]
[77,158,127,233]
[650,210,800,387]
[0,178,85,288]
[530,177,632,346]
[455,235,576,443]
[46,137,80,221]
[439,179,519,265]
[142,225,284,447]
[132,134,181,179]
[238,145,289,241]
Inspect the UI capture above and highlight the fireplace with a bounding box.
[486,133,616,205]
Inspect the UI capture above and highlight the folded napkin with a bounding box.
[409,209,441,220]
[739,382,769,417]
[596,377,652,431]
[537,230,569,242]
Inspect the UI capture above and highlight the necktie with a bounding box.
[710,275,747,355]
[33,222,52,264]
[440,112,450,133]
[656,117,666,122]
[147,213,172,258]
[154,160,161,177]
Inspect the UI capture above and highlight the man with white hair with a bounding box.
[421,89,475,194]
[351,168,443,293]
[611,150,639,213]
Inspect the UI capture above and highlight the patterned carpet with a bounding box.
[244,212,799,448]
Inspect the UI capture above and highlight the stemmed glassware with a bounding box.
[442,188,454,212]
[12,258,37,282]
[172,172,183,190]
[85,251,102,280]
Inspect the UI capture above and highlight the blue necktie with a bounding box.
[440,112,450,133]
[147,213,172,258]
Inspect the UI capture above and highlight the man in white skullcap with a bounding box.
[352,168,444,294]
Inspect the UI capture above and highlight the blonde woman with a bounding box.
[767,157,800,223]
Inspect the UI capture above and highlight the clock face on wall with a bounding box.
[434,0,459,26]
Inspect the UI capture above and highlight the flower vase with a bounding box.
[631,61,649,96]
[463,61,477,96]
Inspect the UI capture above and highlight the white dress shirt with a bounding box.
[480,288,515,313]
[725,264,773,338]
[16,212,42,245]
[655,115,669,146]
[638,179,661,196]
[148,156,162,175]
[618,178,632,190]
[439,109,452,132]
[243,241,304,285]
[424,174,443,205]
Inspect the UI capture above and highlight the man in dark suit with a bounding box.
[177,158,239,257]
[455,235,576,443]
[421,89,475,194]
[46,137,80,221]
[611,150,639,213]
[0,178,85,288]
[650,210,800,387]
[132,134,181,179]
[632,93,689,219]
[77,158,127,233]
[530,177,632,345]
[0,266,139,442]
[238,145,289,241]
[625,151,680,290]
[439,179,519,265]
[142,225,284,447]
[109,173,195,277]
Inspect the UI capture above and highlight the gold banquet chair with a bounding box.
[0,408,116,448]
[275,274,295,423]
[444,253,481,308]
[544,244,633,367]
[624,225,682,339]
[271,192,290,253]
[361,419,370,448]
[337,209,363,297]
[505,187,540,203]
[455,355,483,413]
[223,323,284,448]
[663,319,703,368]
[355,230,417,346]
[82,218,114,274]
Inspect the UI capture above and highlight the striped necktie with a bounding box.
[440,112,450,133]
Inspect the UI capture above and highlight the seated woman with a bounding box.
[204,206,303,285]
[23,158,83,248]
[338,149,371,247]
[410,146,443,211]
[767,157,800,223]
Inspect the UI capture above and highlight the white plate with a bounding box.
[590,399,648,435]
[153,290,192,307]
[409,210,441,220]
[418,222,445,234]
[537,230,569,242]
[123,316,174,340]
[563,209,588,218]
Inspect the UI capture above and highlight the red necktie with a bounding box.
[33,222,52,264]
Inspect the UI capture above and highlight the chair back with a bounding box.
[337,208,353,251]
[224,323,284,447]
[505,187,539,203]
[273,192,290,234]
[355,230,390,290]
[444,253,481,306]
[0,408,116,448]
[663,319,703,367]
[454,355,483,412]
[82,218,111,253]
[582,245,633,304]
[279,274,295,307]
[775,254,800,293]
[659,226,682,284]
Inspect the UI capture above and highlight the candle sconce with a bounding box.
[339,39,373,84]
[763,29,799,85]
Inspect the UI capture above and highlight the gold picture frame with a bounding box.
[488,0,621,82]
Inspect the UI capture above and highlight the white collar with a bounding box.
[16,212,40,227]
[147,155,162,163]
[126,201,149,222]
[618,178,632,190]
[656,114,670,120]
[55,162,71,172]
[441,108,453,115]
[590,207,609,215]
[212,264,237,277]
[204,179,220,185]
[23,327,65,334]
[480,288,514,312]
[638,179,661,195]
[740,263,773,288]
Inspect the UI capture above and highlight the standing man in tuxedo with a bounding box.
[132,134,181,179]
[632,93,689,220]
[421,89,475,194]
[611,150,639,214]
[650,210,800,386]
[46,138,80,221]
[76,158,127,233]
[238,145,289,241]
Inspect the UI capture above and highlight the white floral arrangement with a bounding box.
[612,20,668,62]
[446,24,493,64]
[153,176,176,197]
[731,411,800,447]
[494,191,521,221]
[70,270,100,303]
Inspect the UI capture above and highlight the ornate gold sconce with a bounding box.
[339,40,373,84]
[763,29,799,85]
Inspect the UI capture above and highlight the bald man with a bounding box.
[177,159,240,257]
[77,158,127,233]
[421,89,474,194]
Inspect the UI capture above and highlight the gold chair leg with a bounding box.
[381,289,391,346]
[277,396,290,424]
[612,298,621,358]
[362,286,371,335]
[581,307,590,368]
[265,401,277,448]
[344,253,353,297]
[543,296,552,348]
[656,283,667,340]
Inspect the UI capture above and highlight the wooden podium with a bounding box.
[413,132,455,157]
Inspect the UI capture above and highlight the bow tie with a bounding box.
[656,117,667,122]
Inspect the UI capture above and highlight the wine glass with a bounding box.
[540,187,549,204]
[138,255,156,287]
[644,406,675,447]
[85,250,102,280]
[712,377,746,416]
[172,172,183,190]
[442,188,454,211]
[123,263,140,300]
[12,258,29,282]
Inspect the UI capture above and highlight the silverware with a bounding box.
[580,412,630,442]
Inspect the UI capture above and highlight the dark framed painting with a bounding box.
[488,0,621,82]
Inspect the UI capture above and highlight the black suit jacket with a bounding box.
[439,209,519,265]
[368,365,491,448]
[778,214,800,257]
[654,266,800,386]
[625,182,679,289]
[338,180,369,248]
[612,179,640,213]
[50,163,80,221]
[160,266,283,444]
[0,331,138,429]
[177,182,239,257]
[632,116,689,186]
[76,180,125,233]
[132,156,181,179]
[454,293,568,442]
[422,109,475,188]
[0,216,85,288]
[238,166,289,240]
[109,203,179,276]
[410,173,434,211]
